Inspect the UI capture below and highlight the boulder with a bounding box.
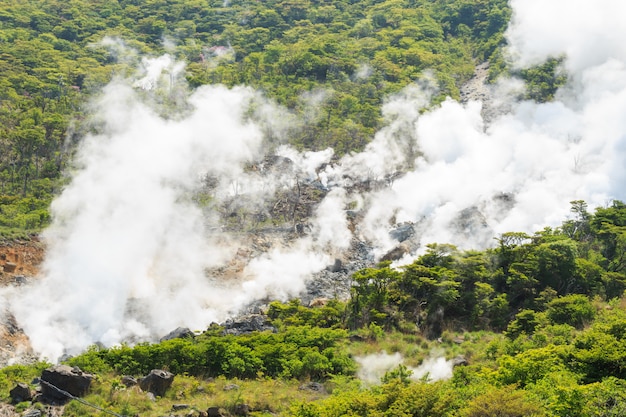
[9,382,32,403]
[3,262,17,273]
[326,258,344,273]
[380,243,410,262]
[159,327,195,342]
[139,369,174,397]
[40,365,93,401]
[452,355,469,367]
[207,407,226,417]
[389,222,415,242]
[298,382,326,394]
[233,403,250,416]
[121,376,137,387]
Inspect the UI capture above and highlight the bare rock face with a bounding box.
[222,315,275,336]
[40,365,93,401]
[139,369,174,397]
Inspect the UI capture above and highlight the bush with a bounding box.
[546,294,595,329]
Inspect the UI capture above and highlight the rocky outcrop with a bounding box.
[389,222,415,243]
[159,327,195,342]
[222,315,275,336]
[380,243,410,262]
[139,369,174,397]
[40,365,93,401]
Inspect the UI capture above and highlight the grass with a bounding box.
[62,374,333,417]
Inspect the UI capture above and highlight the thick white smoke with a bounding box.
[4,0,626,361]
[329,0,626,255]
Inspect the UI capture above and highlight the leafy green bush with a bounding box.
[68,326,354,380]
[546,294,596,329]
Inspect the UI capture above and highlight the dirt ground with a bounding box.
[0,237,44,366]
[0,238,44,284]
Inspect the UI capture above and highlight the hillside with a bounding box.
[0,0,512,233]
[2,0,626,416]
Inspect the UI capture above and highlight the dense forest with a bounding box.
[0,0,517,234]
[2,0,624,416]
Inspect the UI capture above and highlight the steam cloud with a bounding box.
[355,351,454,384]
[3,0,626,361]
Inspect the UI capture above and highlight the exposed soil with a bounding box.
[0,238,43,367]
[0,238,44,283]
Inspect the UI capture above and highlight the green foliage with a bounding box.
[68,325,354,381]
[348,262,402,329]
[460,385,545,417]
[520,57,568,102]
[267,299,346,329]
[338,202,626,339]
[495,345,573,387]
[546,294,596,329]
[0,0,514,228]
[291,379,458,417]
[506,309,542,339]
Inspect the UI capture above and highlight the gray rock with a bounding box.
[233,403,250,416]
[139,370,174,397]
[452,355,469,367]
[207,406,226,417]
[326,259,344,273]
[160,327,195,342]
[222,315,275,336]
[389,222,415,242]
[298,382,326,393]
[121,376,137,387]
[172,404,189,411]
[22,409,42,417]
[40,365,93,401]
[223,384,239,391]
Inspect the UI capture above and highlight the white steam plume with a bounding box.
[325,0,626,257]
[355,351,454,384]
[6,62,274,361]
